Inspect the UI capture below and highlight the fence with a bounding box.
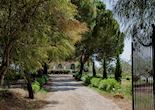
[132,26,155,110]
[132,25,155,110]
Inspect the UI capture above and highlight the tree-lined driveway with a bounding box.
[40,74,121,110]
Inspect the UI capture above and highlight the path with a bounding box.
[40,74,121,110]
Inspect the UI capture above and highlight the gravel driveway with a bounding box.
[39,74,121,110]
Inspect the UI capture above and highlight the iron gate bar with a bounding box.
[152,24,155,110]
[132,41,134,110]
[132,24,155,110]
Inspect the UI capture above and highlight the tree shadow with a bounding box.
[0,90,59,110]
[51,83,83,87]
[49,87,77,92]
[44,75,83,92]
[51,79,74,83]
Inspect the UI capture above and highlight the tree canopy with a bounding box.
[0,0,87,85]
[71,0,124,78]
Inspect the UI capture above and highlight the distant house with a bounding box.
[49,62,76,70]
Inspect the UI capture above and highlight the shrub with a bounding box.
[73,72,82,80]
[98,78,121,92]
[126,77,130,80]
[43,75,49,83]
[32,81,41,92]
[32,75,49,93]
[37,77,46,86]
[121,84,132,95]
[90,77,102,87]
[81,75,92,85]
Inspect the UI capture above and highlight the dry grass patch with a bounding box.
[0,88,51,110]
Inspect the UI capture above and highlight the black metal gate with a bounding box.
[132,25,155,110]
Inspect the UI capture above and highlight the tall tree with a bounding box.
[0,0,86,92]
[72,0,97,77]
[73,0,124,78]
[115,54,122,82]
[111,0,154,48]
[93,1,124,79]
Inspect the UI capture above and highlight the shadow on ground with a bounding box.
[44,74,83,92]
[0,90,59,110]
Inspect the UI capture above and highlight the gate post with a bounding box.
[152,24,155,110]
[131,40,134,110]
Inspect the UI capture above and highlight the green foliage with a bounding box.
[117,83,132,96]
[73,72,82,80]
[32,81,41,92]
[42,75,49,83]
[36,75,48,87]
[72,0,124,78]
[115,55,122,82]
[121,60,131,74]
[78,74,131,97]
[98,78,121,92]
[0,0,87,85]
[4,72,22,82]
[113,0,154,38]
[81,75,92,85]
[90,77,102,87]
[37,78,45,87]
[32,75,49,92]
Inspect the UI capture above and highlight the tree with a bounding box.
[0,0,48,85]
[93,2,124,79]
[110,0,154,82]
[111,0,154,48]
[91,55,97,77]
[71,0,97,77]
[72,1,125,79]
[114,32,124,82]
[115,54,122,82]
[0,0,86,99]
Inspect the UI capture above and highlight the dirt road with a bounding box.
[39,74,121,110]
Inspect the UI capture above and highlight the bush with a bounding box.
[32,75,49,92]
[119,84,132,95]
[81,75,92,85]
[36,75,49,87]
[43,75,49,83]
[98,78,121,92]
[37,77,46,86]
[32,81,41,92]
[73,72,82,80]
[90,77,102,87]
[126,77,130,80]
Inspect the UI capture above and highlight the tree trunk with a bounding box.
[0,43,12,86]
[78,50,89,79]
[25,72,34,99]
[87,60,90,72]
[103,57,107,79]
[27,81,34,99]
[0,71,6,86]
[43,63,48,75]
[79,60,84,76]
[92,61,96,77]
[0,67,7,86]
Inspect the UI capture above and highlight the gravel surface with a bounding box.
[39,74,121,110]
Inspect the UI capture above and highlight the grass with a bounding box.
[89,85,132,110]
[81,73,132,110]
[121,79,132,99]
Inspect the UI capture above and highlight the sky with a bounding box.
[103,0,131,62]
